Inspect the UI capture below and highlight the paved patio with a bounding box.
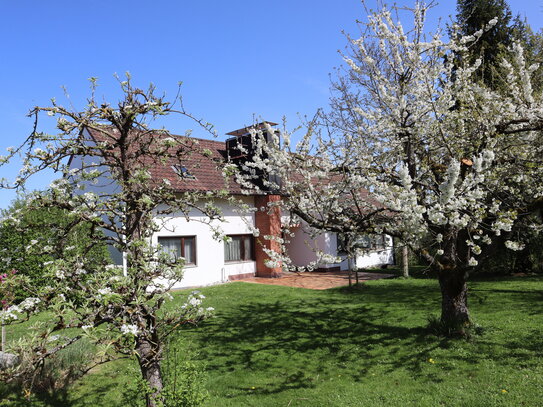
[237,270,395,290]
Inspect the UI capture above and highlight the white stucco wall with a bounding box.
[287,225,324,267]
[285,223,394,271]
[339,235,395,270]
[152,196,256,289]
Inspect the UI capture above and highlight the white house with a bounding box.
[75,123,394,289]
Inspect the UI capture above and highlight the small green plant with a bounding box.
[122,346,208,407]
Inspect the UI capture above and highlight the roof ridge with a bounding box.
[87,124,226,146]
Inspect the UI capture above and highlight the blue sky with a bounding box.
[0,0,542,209]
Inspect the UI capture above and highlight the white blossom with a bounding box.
[120,324,139,336]
[505,240,525,251]
[468,257,478,267]
[18,297,40,311]
[188,297,202,307]
[96,287,113,300]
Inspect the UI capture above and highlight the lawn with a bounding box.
[2,275,543,406]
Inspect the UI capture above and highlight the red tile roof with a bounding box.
[85,126,245,194]
[150,137,245,194]
[83,126,384,213]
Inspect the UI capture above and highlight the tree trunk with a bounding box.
[438,269,470,332]
[402,246,409,277]
[347,257,353,287]
[1,323,5,352]
[136,336,163,407]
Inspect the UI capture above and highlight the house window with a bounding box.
[337,234,386,252]
[224,234,254,262]
[372,234,385,250]
[158,236,196,265]
[171,164,196,179]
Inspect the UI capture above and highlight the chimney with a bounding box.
[224,121,281,192]
[254,194,282,278]
[226,122,283,277]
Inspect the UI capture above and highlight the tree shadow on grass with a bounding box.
[4,278,541,405]
[182,281,543,396]
[184,283,440,393]
[469,285,543,318]
[0,380,121,407]
[222,368,319,399]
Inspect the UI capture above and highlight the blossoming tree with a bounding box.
[0,77,221,406]
[242,3,543,333]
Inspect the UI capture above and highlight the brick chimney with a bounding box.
[254,194,282,278]
[225,122,283,277]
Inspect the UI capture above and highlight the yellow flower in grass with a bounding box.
[501,389,508,394]
[428,358,436,364]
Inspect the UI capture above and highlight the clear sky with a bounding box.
[1,0,542,209]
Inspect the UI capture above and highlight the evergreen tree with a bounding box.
[456,0,543,93]
[455,0,513,88]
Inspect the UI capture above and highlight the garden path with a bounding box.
[237,270,394,290]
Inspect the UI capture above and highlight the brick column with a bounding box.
[254,194,282,278]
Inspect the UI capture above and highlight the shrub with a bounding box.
[122,345,208,407]
[0,196,110,300]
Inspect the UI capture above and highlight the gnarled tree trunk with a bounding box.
[136,335,163,407]
[438,268,470,332]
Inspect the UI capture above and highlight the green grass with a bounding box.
[2,276,543,406]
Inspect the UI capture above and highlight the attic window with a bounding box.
[171,165,196,180]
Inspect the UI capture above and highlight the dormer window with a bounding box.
[171,164,196,180]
